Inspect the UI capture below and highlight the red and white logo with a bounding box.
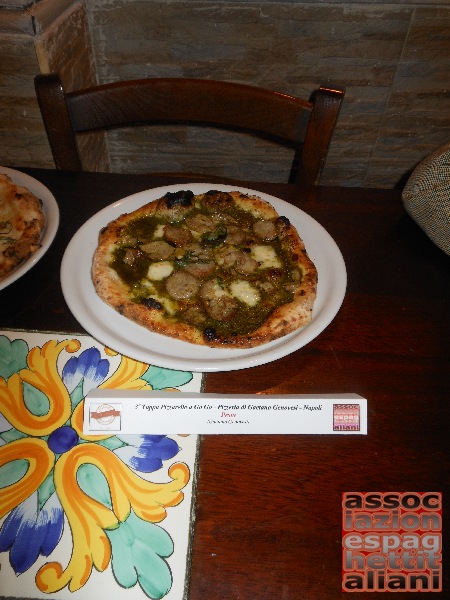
[342,492,442,592]
[334,404,360,431]
[89,402,122,431]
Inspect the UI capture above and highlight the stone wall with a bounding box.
[0,0,104,172]
[1,0,449,188]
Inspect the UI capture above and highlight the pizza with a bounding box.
[0,173,45,282]
[92,189,318,348]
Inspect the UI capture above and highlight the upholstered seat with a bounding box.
[402,141,450,255]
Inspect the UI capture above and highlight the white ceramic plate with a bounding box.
[61,183,346,372]
[0,166,59,291]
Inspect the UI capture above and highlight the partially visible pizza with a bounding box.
[92,189,318,348]
[0,173,45,282]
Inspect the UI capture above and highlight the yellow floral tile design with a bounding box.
[0,331,202,600]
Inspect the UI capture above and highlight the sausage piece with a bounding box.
[225,225,246,245]
[140,240,174,260]
[185,214,217,234]
[219,248,259,275]
[199,279,239,321]
[184,261,216,278]
[123,248,144,266]
[166,271,200,300]
[183,305,207,326]
[163,225,193,247]
[183,242,214,261]
[253,220,277,241]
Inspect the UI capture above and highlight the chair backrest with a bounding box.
[34,74,344,185]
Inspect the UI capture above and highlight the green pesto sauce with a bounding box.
[110,248,152,286]
[202,286,294,337]
[110,215,167,285]
[125,215,163,242]
[110,201,300,338]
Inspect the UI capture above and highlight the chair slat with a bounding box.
[35,74,344,185]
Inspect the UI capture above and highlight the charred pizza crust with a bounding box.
[0,173,45,282]
[92,189,317,348]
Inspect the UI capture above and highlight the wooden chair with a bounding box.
[34,74,344,185]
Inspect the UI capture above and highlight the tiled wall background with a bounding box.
[1,0,449,188]
[0,0,102,171]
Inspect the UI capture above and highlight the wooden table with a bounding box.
[1,168,449,598]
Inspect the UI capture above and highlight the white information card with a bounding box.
[84,391,367,435]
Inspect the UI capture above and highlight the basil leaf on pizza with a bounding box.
[91,190,317,348]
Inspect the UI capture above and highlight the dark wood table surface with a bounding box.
[1,168,449,599]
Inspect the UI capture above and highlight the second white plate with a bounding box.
[61,183,346,372]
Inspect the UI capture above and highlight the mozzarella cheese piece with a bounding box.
[207,279,231,298]
[153,223,165,238]
[147,261,174,280]
[154,293,177,314]
[230,280,260,307]
[251,245,282,269]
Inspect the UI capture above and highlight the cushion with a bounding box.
[402,141,450,256]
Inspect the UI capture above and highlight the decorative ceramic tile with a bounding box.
[0,330,203,600]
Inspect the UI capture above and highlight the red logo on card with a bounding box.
[342,492,442,592]
[334,404,360,431]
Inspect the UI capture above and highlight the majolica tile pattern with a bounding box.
[0,0,449,188]
[0,330,202,600]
